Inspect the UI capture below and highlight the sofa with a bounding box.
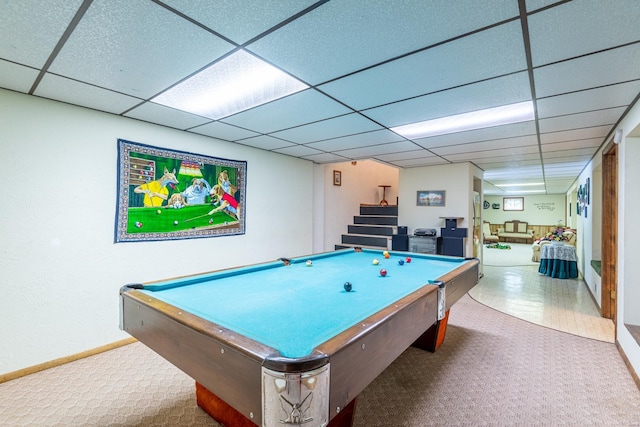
[497,220,534,243]
[531,230,577,262]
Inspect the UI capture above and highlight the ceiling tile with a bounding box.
[272,145,323,157]
[541,138,603,151]
[0,0,83,68]
[0,61,39,93]
[431,135,538,155]
[48,0,234,98]
[236,135,296,151]
[528,0,640,66]
[318,20,527,110]
[374,150,434,163]
[248,0,519,84]
[190,122,259,141]
[271,113,382,144]
[537,80,640,118]
[538,107,626,133]
[364,72,532,128]
[411,121,537,148]
[302,152,351,163]
[336,141,421,159]
[124,102,211,130]
[306,129,404,152]
[539,125,611,144]
[161,0,317,44]
[391,157,451,168]
[534,44,640,98]
[35,74,142,114]
[220,89,352,134]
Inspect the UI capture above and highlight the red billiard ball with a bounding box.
[379,269,387,277]
[405,257,412,263]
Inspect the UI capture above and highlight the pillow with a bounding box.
[505,222,514,232]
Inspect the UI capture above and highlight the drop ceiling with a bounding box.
[1,0,639,194]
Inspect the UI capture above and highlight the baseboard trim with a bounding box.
[0,337,137,384]
[616,340,640,391]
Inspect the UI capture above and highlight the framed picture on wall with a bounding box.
[333,170,341,186]
[503,197,524,211]
[416,190,445,206]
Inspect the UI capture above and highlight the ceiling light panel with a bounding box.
[319,20,527,110]
[392,101,534,139]
[247,0,519,85]
[152,50,308,120]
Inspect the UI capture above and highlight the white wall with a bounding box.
[398,163,479,257]
[0,89,315,376]
[483,194,566,226]
[318,160,399,252]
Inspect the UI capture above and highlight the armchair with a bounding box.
[483,221,499,244]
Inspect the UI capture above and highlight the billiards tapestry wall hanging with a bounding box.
[115,139,246,242]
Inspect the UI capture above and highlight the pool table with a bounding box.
[120,248,478,426]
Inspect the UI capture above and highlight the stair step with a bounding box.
[360,205,398,216]
[341,234,390,248]
[354,215,398,226]
[335,243,389,251]
[348,224,395,236]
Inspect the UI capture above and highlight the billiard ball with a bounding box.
[156,209,162,215]
[398,259,405,266]
[306,260,313,266]
[344,282,352,292]
[372,259,379,265]
[379,269,387,277]
[174,220,179,225]
[405,257,412,263]
[383,250,390,259]
[135,221,142,228]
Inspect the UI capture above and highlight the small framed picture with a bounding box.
[416,190,445,207]
[333,170,342,186]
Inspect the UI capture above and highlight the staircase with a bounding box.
[335,205,398,251]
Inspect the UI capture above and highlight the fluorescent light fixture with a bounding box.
[391,101,534,139]
[152,50,308,120]
[505,189,546,194]
[495,182,544,187]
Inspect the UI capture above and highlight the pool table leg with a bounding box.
[195,382,357,427]
[196,382,257,427]
[411,309,450,352]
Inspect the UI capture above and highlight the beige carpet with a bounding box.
[482,242,538,267]
[2,295,639,426]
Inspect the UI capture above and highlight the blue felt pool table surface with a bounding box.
[140,248,473,358]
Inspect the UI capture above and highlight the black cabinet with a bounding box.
[409,236,438,254]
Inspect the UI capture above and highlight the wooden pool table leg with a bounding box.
[411,309,450,352]
[195,382,357,427]
[196,382,257,427]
